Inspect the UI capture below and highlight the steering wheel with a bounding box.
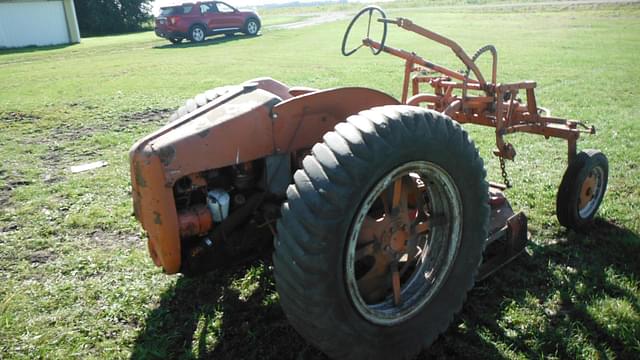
[341,6,388,57]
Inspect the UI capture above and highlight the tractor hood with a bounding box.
[129,79,400,274]
[129,84,281,273]
[131,84,281,192]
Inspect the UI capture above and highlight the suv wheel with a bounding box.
[244,18,260,36]
[189,25,206,42]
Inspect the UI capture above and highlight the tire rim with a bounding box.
[578,165,605,219]
[192,28,204,41]
[247,21,258,34]
[345,161,462,326]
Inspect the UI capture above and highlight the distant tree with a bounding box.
[74,0,152,36]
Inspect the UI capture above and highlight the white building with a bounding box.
[0,0,80,48]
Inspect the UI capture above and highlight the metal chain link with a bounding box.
[499,156,512,188]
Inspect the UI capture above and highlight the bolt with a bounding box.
[234,194,246,205]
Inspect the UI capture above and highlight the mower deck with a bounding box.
[477,184,529,281]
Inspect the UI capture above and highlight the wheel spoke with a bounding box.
[401,231,425,277]
[391,260,401,306]
[355,241,376,260]
[357,253,392,303]
[357,215,388,245]
[413,221,429,235]
[400,250,419,277]
[392,178,403,210]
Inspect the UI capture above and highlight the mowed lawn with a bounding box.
[1,3,639,359]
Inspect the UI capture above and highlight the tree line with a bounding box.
[74,0,153,36]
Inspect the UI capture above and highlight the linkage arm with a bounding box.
[379,18,487,88]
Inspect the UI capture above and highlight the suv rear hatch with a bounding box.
[156,5,193,29]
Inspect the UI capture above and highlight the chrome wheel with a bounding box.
[345,161,463,325]
[247,20,259,35]
[191,27,205,42]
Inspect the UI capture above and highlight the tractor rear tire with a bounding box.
[274,106,489,359]
[556,149,608,231]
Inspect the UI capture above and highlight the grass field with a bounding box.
[1,1,639,359]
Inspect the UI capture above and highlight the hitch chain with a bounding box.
[499,156,512,189]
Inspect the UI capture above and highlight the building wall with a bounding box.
[0,0,80,48]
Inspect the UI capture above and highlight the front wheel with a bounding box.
[556,149,608,231]
[274,106,489,359]
[244,18,260,36]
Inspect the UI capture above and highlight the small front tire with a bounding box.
[556,149,608,231]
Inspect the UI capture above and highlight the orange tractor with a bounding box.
[129,7,608,359]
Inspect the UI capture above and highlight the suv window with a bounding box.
[160,6,193,16]
[216,2,235,13]
[200,3,217,14]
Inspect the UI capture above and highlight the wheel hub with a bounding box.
[579,173,597,209]
[389,226,408,253]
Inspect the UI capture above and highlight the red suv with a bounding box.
[155,2,261,44]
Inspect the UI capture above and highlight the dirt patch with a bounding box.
[49,125,98,143]
[28,249,57,264]
[0,170,32,206]
[40,108,172,144]
[8,108,173,186]
[1,223,19,234]
[87,230,143,250]
[266,12,349,31]
[125,109,173,124]
[38,145,67,182]
[0,111,40,123]
[37,144,93,185]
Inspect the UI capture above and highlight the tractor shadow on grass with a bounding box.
[131,253,326,360]
[422,219,639,359]
[153,34,259,50]
[132,220,639,360]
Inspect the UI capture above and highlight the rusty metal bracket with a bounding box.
[477,211,528,281]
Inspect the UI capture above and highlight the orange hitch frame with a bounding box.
[358,16,595,163]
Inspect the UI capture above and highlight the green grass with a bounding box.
[1,2,640,359]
